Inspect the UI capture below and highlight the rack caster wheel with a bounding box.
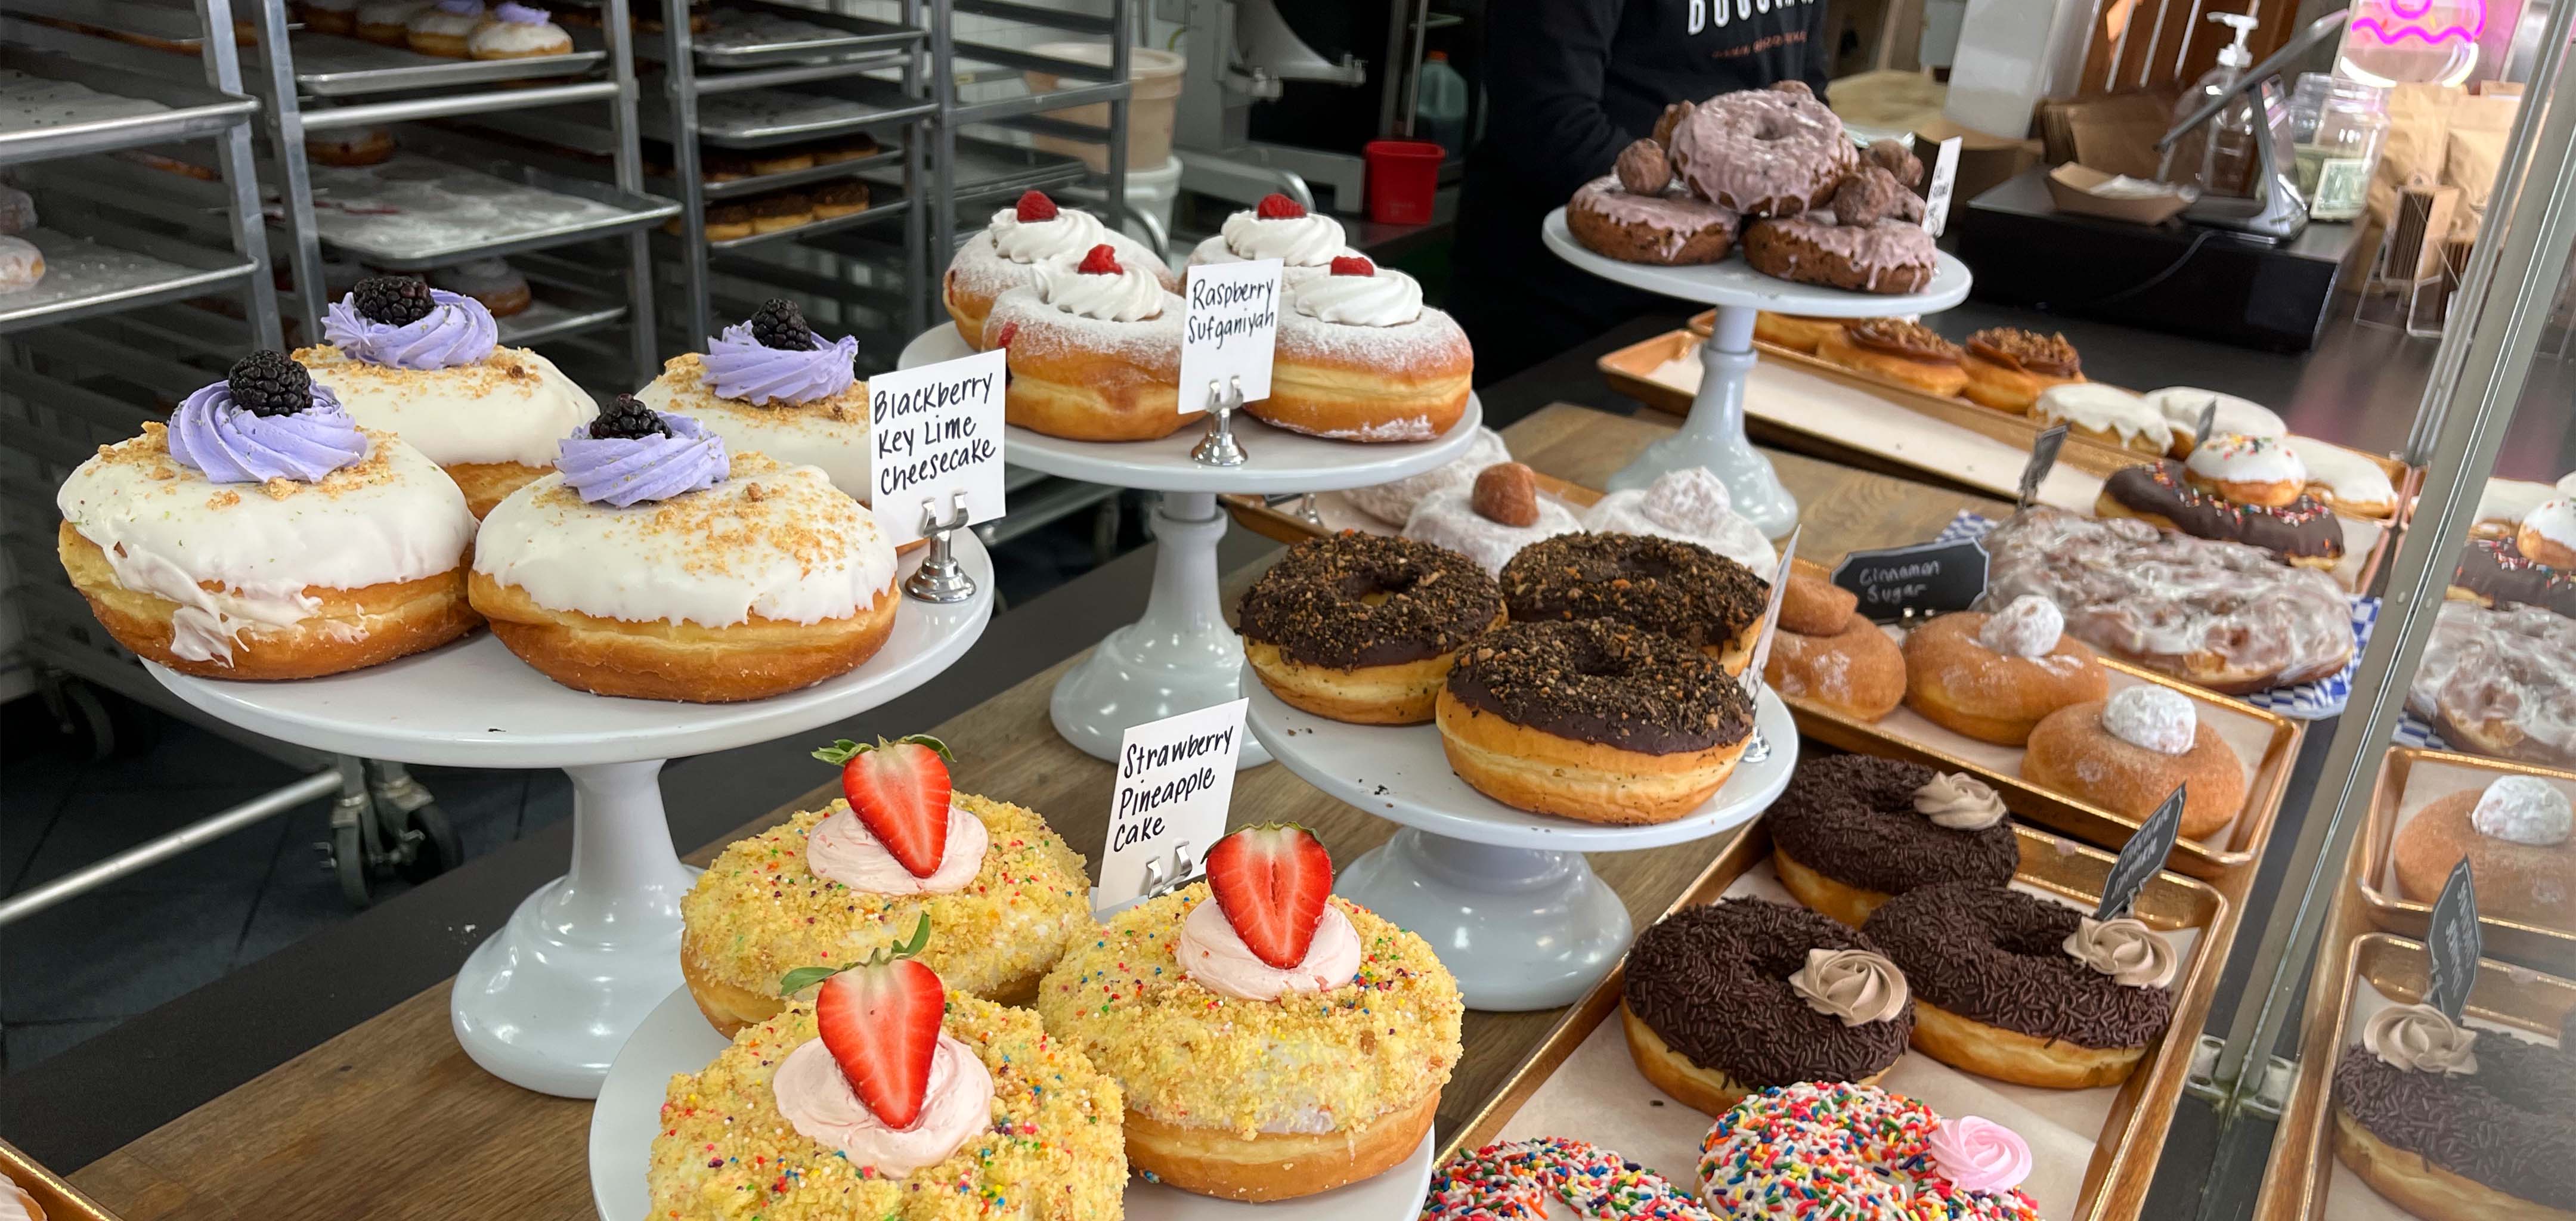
[397,801,462,883]
[330,821,371,908]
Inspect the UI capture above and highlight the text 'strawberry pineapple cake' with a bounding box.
[943,190,1172,349]
[1038,825,1463,1201]
[635,298,872,497]
[681,735,1094,1034]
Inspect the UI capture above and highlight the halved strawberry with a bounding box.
[1255,192,1306,220]
[813,735,955,879]
[1014,190,1058,222]
[1329,255,1375,277]
[801,916,943,1130]
[1076,243,1122,275]
[1205,823,1333,969]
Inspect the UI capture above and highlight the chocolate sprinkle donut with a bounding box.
[2334,1029,2576,1210]
[1768,755,2018,898]
[2452,535,2576,618]
[1624,898,1912,1088]
[1500,533,1768,650]
[1238,535,1501,670]
[1446,619,1751,754]
[2100,461,2343,563]
[1862,882,2172,1049]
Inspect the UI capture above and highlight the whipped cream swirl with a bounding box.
[168,380,367,484]
[989,204,1109,264]
[2363,1002,2479,1075]
[2472,774,2572,845]
[1292,268,1425,326]
[1176,898,1361,1001]
[1928,1117,2034,1194]
[1035,258,1165,322]
[1788,948,1909,1026]
[1221,209,1348,266]
[323,287,498,371]
[806,803,987,895]
[773,1033,994,1176]
[701,322,860,405]
[2062,916,2176,988]
[556,411,727,507]
[1914,773,2007,830]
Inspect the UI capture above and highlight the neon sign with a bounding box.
[2351,0,2485,45]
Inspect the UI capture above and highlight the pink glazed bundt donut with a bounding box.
[1667,84,1856,216]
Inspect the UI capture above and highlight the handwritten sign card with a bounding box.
[1098,698,1248,907]
[1177,258,1283,408]
[866,348,1005,546]
[2097,785,2185,921]
[1830,538,1990,622]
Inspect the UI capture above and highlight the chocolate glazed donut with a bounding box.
[1766,755,2019,926]
[1238,534,1503,725]
[2333,1023,2576,1219]
[2096,461,2344,568]
[2451,535,2576,618]
[1499,533,1769,674]
[1862,882,2173,1088]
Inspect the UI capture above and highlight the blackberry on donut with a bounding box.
[1498,533,1769,674]
[1620,898,1912,1115]
[1437,619,1753,825]
[1863,881,2177,1088]
[2332,1003,2576,1221]
[1237,534,1503,726]
[1767,755,2019,926]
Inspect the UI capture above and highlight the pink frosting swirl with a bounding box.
[805,804,987,894]
[1928,1116,2033,1194]
[1176,898,1361,1001]
[772,1033,993,1176]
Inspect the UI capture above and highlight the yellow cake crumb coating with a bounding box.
[1035,885,1463,1139]
[648,991,1126,1221]
[682,793,1093,1005]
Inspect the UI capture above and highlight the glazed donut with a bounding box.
[2020,687,2245,841]
[1237,534,1504,724]
[1753,311,1849,353]
[1816,318,1967,396]
[1959,329,2083,412]
[1425,1138,1716,1221]
[1256,258,1473,442]
[2095,460,2343,569]
[1621,898,1912,1115]
[2392,774,2575,930]
[1438,619,1753,825]
[1666,86,1856,215]
[987,246,1191,441]
[2032,384,2172,456]
[1764,574,1903,722]
[1864,883,2176,1089]
[1741,216,1938,295]
[1345,427,1509,525]
[1900,599,2108,746]
[1565,174,1740,265]
[1767,755,2019,927]
[1498,532,1769,673]
[2407,601,2576,768]
[2143,387,2283,457]
[2451,535,2576,618]
[1402,462,1581,575]
[2333,1014,2576,1221]
[1696,1083,2044,1221]
[2182,432,2306,507]
[2521,498,2576,569]
[2288,439,2400,518]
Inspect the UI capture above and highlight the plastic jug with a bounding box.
[2164,10,2262,196]
[1416,51,1469,157]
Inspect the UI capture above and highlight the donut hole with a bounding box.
[1753,117,1791,142]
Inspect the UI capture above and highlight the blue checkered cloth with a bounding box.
[1934,511,2376,720]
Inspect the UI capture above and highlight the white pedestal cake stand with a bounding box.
[587,988,1434,1221]
[1539,207,1973,536]
[147,537,995,1098]
[902,325,1485,769]
[1243,670,1799,1011]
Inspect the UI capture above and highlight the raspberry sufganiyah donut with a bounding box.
[1187,193,1360,281]
[1254,255,1473,443]
[1696,1083,2044,1221]
[987,244,1190,441]
[942,190,1171,349]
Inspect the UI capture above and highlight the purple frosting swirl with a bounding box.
[494,1,547,22]
[323,287,498,371]
[167,380,368,484]
[435,0,484,14]
[556,411,729,507]
[701,323,860,405]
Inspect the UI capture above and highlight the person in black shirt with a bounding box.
[1450,0,1835,383]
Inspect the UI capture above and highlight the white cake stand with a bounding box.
[589,987,1435,1220]
[147,537,994,1098]
[1540,207,1972,536]
[902,325,1485,768]
[1243,670,1798,1011]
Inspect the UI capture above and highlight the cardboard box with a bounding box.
[1916,117,2042,205]
[2044,163,2194,224]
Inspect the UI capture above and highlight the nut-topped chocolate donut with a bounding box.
[2333,1003,2576,1221]
[1863,881,2177,1089]
[1818,318,1968,396]
[1959,328,2083,411]
[1621,898,1913,1115]
[1437,619,1754,825]
[1237,534,1503,726]
[1498,533,1769,674]
[1767,755,2020,926]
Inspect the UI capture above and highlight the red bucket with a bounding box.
[1364,139,1444,226]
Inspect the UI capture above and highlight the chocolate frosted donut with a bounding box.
[1863,882,2172,1052]
[1499,533,1769,673]
[1769,755,2018,925]
[1238,534,1503,725]
[2451,535,2576,618]
[1623,899,1911,1105]
[1447,619,1751,755]
[2333,1025,2576,1214]
[2097,460,2344,568]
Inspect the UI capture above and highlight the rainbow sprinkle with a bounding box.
[1693,1082,2044,1221]
[1422,1137,1714,1221]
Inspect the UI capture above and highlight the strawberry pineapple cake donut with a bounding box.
[648,932,1127,1221]
[1253,255,1473,443]
[1188,193,1361,281]
[1038,826,1464,1201]
[987,244,1190,441]
[943,190,1171,349]
[680,735,1095,1036]
[1696,1083,2043,1221]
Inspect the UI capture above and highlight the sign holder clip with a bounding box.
[1190,376,1249,468]
[903,490,978,604]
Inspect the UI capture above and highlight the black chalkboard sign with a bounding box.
[2097,784,2186,921]
[2426,860,2483,1021]
[1831,539,1990,624]
[2020,424,2070,507]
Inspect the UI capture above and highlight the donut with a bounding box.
[2181,432,2306,507]
[631,301,870,499]
[1621,899,1912,1115]
[987,246,1191,441]
[699,203,755,241]
[1188,193,1360,281]
[304,126,396,168]
[1566,175,1739,266]
[0,235,43,295]
[2288,439,2400,517]
[750,190,815,234]
[2521,498,2576,569]
[750,149,817,175]
[942,191,1171,349]
[2020,687,2244,839]
[1346,427,1510,525]
[1696,1082,2044,1221]
[404,0,484,57]
[468,2,572,58]
[1764,574,1903,722]
[1402,462,1581,575]
[1959,329,2083,412]
[1864,883,2176,1088]
[1438,619,1754,825]
[2095,460,2344,569]
[1499,532,1769,673]
[1900,599,2108,746]
[1578,467,1777,573]
[1237,534,1504,724]
[1256,258,1473,443]
[2142,387,2283,457]
[2032,384,2172,456]
[1424,1138,1716,1221]
[299,0,360,33]
[1753,311,1848,353]
[2393,774,2576,930]
[812,179,870,219]
[355,0,426,44]
[1767,755,2020,927]
[1666,86,1856,215]
[1818,318,1968,396]
[2407,602,2576,768]
[1741,216,1938,295]
[2333,1008,2576,1221]
[2451,535,2576,618]
[427,256,531,318]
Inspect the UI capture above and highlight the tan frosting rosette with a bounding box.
[2363,1002,2480,1075]
[1789,947,1909,1026]
[2062,916,2177,988]
[1915,773,2007,830]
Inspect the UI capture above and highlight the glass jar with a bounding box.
[2286,72,2334,145]
[2294,79,2391,222]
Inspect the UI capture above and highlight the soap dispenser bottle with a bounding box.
[2165,10,2263,197]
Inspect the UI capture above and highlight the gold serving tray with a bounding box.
[2,1138,122,1221]
[2358,747,2576,966]
[1444,818,2231,1221]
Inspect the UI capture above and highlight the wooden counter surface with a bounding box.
[70,404,2007,1221]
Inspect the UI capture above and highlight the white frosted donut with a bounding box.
[2034,384,2172,453]
[0,234,43,293]
[1402,482,1580,576]
[2145,387,2283,445]
[1580,467,1776,571]
[2286,439,2398,516]
[1343,427,1510,525]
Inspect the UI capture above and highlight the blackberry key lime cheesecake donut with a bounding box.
[1237,534,1503,724]
[1767,755,2020,926]
[634,299,871,497]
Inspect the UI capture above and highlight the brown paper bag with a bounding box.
[2444,91,2521,242]
[2367,83,2459,230]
